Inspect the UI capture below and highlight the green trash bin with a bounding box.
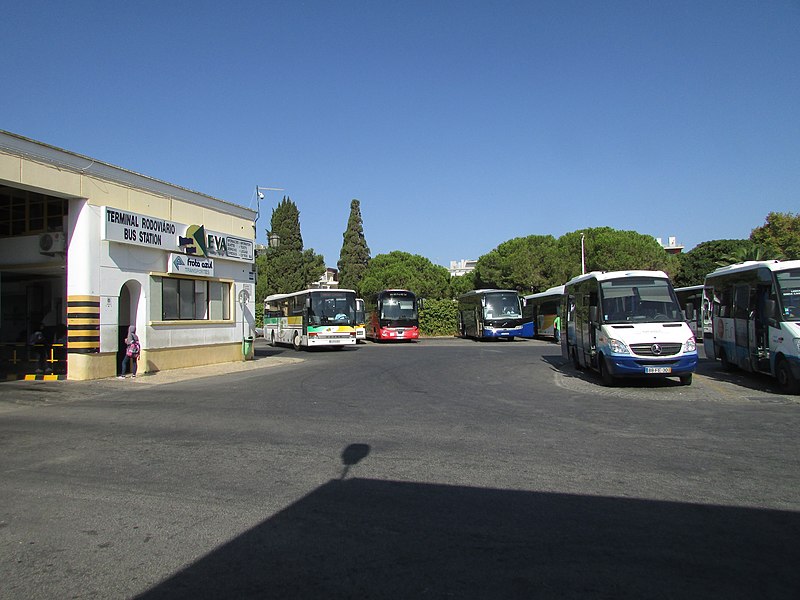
[242,336,254,359]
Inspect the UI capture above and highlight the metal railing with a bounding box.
[1,342,67,379]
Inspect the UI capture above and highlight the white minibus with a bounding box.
[703,260,800,393]
[561,271,698,386]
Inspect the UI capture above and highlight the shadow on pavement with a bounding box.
[136,476,799,599]
[540,353,687,389]
[540,351,797,396]
[693,358,793,395]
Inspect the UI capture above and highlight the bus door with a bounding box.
[582,289,600,368]
[733,284,753,370]
[753,284,772,371]
[562,294,575,361]
[575,292,596,367]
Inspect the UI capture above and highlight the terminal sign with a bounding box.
[102,207,254,263]
[102,207,182,252]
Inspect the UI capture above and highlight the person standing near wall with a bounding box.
[28,322,48,373]
[118,326,140,379]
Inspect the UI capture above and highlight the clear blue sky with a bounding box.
[3,1,799,268]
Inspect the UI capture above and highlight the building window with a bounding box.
[162,277,230,320]
[0,186,68,237]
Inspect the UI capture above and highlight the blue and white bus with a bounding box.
[458,289,524,340]
[523,285,564,340]
[562,271,698,386]
[703,260,800,393]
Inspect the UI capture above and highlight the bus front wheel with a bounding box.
[571,348,582,370]
[269,332,276,347]
[599,355,616,387]
[293,332,302,351]
[776,358,800,394]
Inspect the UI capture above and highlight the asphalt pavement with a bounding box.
[1,337,798,599]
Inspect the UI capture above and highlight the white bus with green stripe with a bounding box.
[264,289,358,350]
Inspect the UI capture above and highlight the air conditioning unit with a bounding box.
[39,232,66,254]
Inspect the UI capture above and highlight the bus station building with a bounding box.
[0,130,257,380]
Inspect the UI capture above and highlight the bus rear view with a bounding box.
[562,271,698,386]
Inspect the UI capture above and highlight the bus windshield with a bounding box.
[380,293,417,324]
[599,277,682,324]
[776,269,800,321]
[309,291,356,325]
[483,292,522,320]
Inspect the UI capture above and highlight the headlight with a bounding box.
[684,337,697,353]
[608,338,629,354]
[794,338,800,354]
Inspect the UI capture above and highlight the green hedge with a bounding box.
[419,298,459,337]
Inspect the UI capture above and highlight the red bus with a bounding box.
[365,289,420,341]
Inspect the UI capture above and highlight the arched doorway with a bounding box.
[117,281,142,375]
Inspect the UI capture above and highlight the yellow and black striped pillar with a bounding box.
[67,295,100,353]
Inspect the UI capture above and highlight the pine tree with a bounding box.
[337,199,371,293]
[259,196,325,296]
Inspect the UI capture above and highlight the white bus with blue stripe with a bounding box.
[703,260,800,393]
[562,270,698,386]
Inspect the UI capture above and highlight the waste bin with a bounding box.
[242,336,254,360]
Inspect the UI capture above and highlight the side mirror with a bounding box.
[589,305,599,325]
[417,298,425,310]
[305,298,311,309]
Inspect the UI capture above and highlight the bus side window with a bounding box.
[734,285,750,320]
[717,287,732,317]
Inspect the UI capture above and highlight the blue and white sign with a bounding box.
[168,253,214,277]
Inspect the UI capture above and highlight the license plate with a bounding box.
[645,366,672,374]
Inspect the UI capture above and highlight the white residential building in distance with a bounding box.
[312,267,339,289]
[448,259,477,277]
[656,236,685,255]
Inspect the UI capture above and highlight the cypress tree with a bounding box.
[260,196,325,295]
[337,199,371,292]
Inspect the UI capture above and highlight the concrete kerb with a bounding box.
[124,353,304,386]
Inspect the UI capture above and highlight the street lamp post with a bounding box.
[581,233,586,275]
[254,185,283,238]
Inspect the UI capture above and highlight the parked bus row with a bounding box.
[263,260,800,393]
[553,260,800,392]
[264,288,422,349]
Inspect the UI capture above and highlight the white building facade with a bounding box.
[0,131,257,380]
[448,259,477,277]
